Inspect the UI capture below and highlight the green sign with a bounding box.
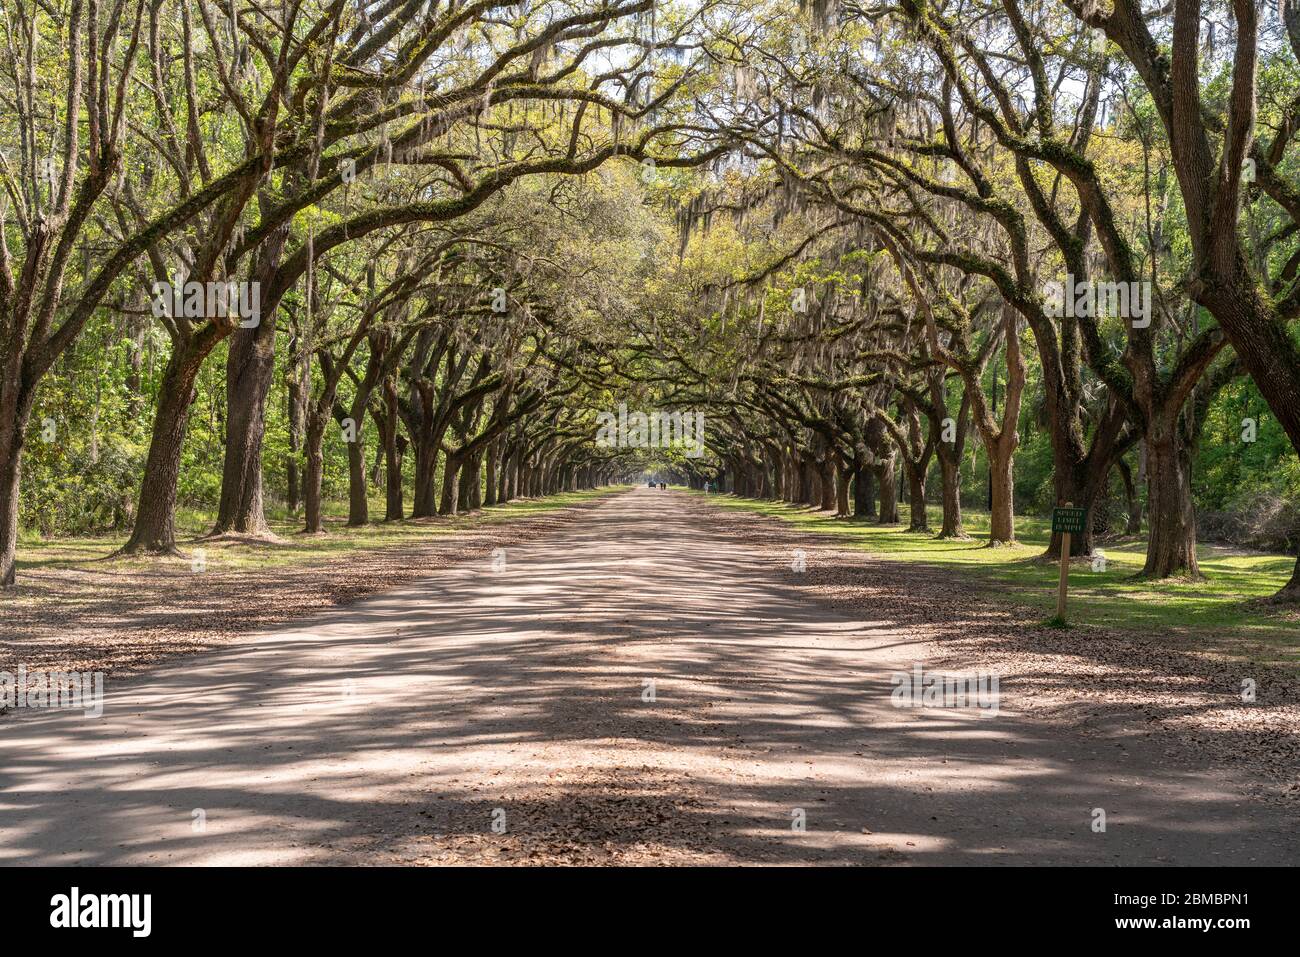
[1051,507,1088,535]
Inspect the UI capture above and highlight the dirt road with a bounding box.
[1,487,1293,865]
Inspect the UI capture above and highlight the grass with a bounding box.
[16,486,625,575]
[693,490,1300,664]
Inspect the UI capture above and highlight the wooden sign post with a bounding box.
[1050,503,1087,622]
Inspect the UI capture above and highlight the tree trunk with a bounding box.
[818,456,836,511]
[853,459,875,517]
[459,452,480,510]
[341,384,379,527]
[1191,188,1300,601]
[1274,556,1300,602]
[1141,430,1200,578]
[411,438,439,518]
[835,460,851,516]
[119,343,208,555]
[385,439,404,520]
[213,313,278,536]
[876,458,900,524]
[799,457,816,505]
[765,449,784,499]
[0,367,33,584]
[1047,466,1111,560]
[905,462,928,532]
[988,441,1016,545]
[303,417,327,534]
[501,445,515,502]
[346,438,368,527]
[286,349,308,514]
[0,433,20,587]
[484,443,498,506]
[439,453,461,515]
[212,203,293,536]
[378,379,404,521]
[972,306,1025,546]
[936,452,966,538]
[1043,427,1112,560]
[514,456,527,499]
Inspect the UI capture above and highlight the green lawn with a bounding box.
[694,491,1299,665]
[16,486,625,575]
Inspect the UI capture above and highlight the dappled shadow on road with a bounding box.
[0,497,611,677]
[0,489,1295,865]
[745,514,1300,803]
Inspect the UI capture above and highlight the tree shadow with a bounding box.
[0,489,1295,866]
